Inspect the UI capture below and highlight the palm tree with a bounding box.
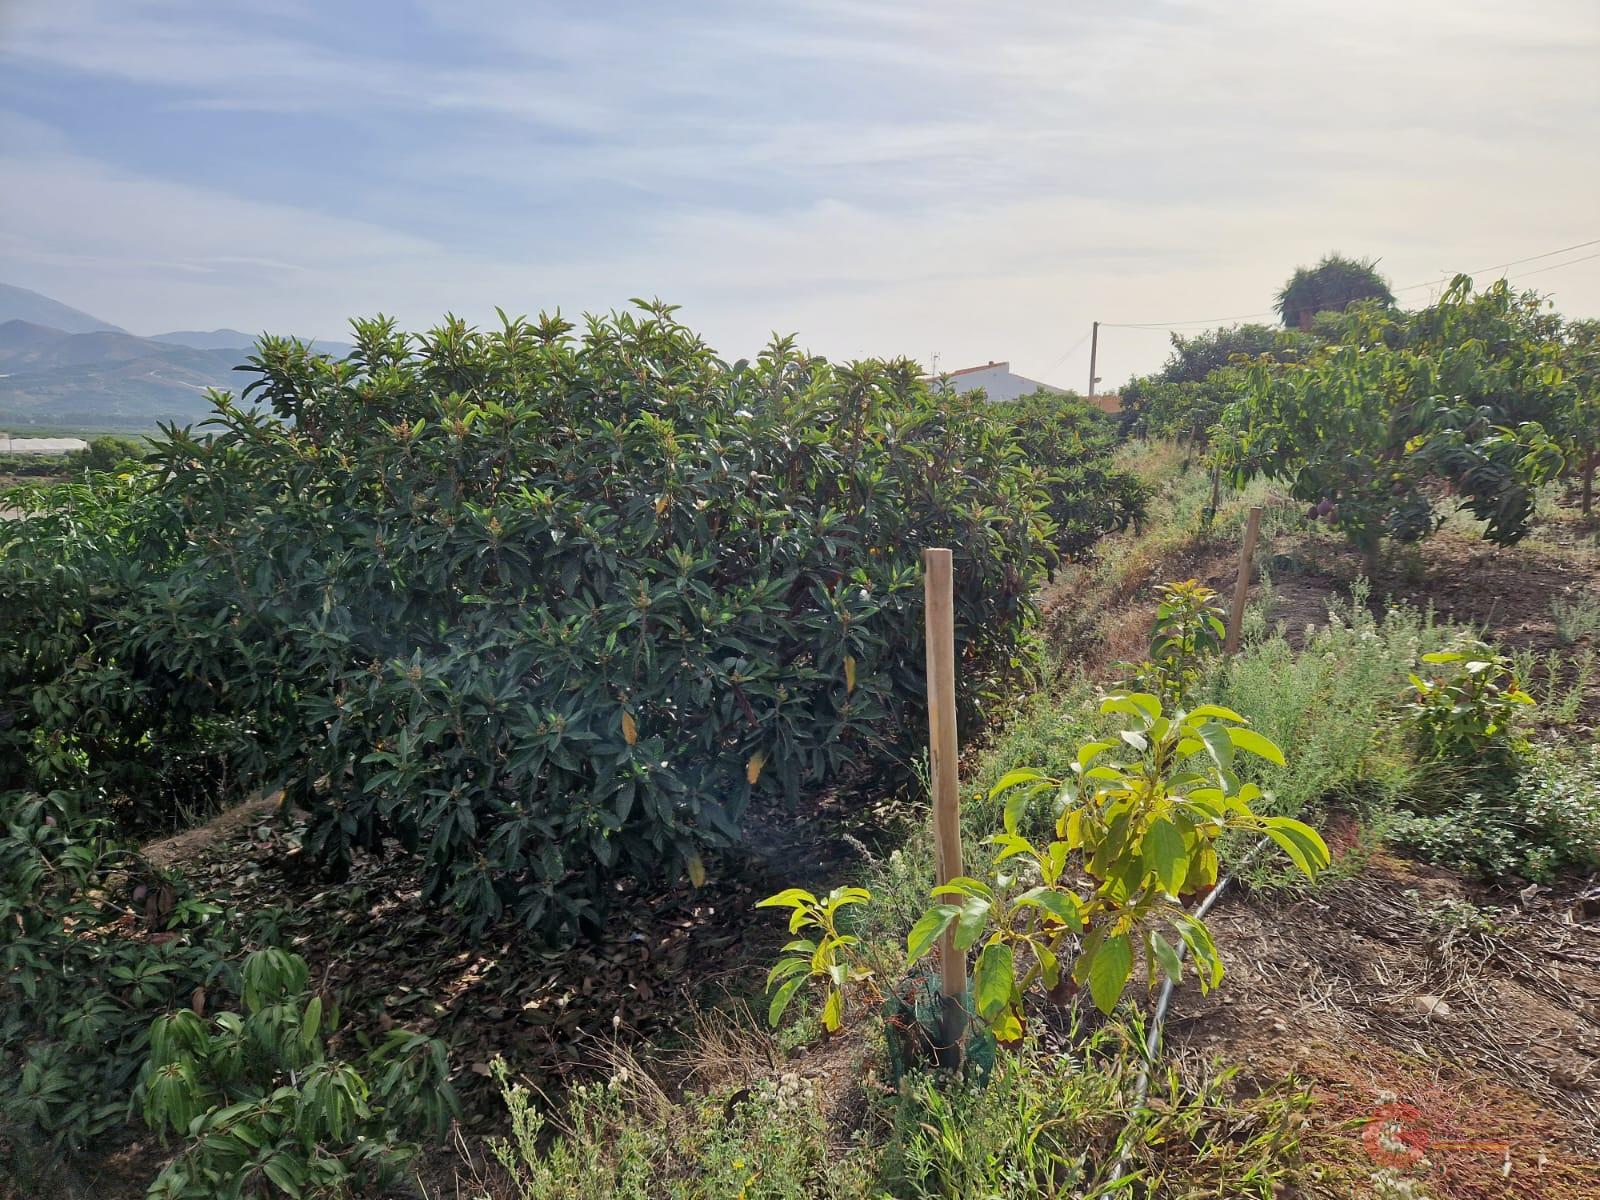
[1275,254,1396,330]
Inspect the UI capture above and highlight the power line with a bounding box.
[1100,309,1272,331]
[1039,326,1094,373]
[1486,247,1600,281]
[1099,236,1600,331]
[1395,237,1600,295]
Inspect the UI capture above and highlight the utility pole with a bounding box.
[1088,321,1100,399]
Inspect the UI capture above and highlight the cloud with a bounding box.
[1,0,1597,385]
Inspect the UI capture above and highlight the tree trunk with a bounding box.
[1361,540,1380,581]
[1584,451,1595,517]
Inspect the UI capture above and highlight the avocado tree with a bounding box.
[1119,324,1320,445]
[1219,276,1565,574]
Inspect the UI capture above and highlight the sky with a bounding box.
[1,0,1598,388]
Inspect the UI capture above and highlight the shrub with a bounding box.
[1403,643,1533,763]
[1550,592,1600,645]
[72,435,146,473]
[2,308,1064,936]
[1205,586,1439,822]
[1389,745,1600,883]
[1218,277,1569,569]
[142,948,455,1200]
[0,790,241,1155]
[479,1033,1307,1200]
[0,473,269,835]
[986,389,1147,562]
[881,1034,1308,1199]
[1117,325,1320,445]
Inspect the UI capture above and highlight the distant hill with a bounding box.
[149,328,261,351]
[0,284,358,430]
[151,328,355,356]
[0,318,245,430]
[0,283,124,335]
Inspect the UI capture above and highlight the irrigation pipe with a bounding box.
[1106,834,1274,1195]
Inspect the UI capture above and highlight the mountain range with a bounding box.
[0,284,350,431]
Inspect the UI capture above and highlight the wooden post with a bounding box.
[1225,506,1263,655]
[923,548,965,1068]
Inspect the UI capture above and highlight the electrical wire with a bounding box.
[1504,247,1600,281]
[1039,326,1095,374]
[1097,236,1600,331]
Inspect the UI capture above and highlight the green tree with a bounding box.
[1563,319,1600,513]
[72,435,144,472]
[1219,276,1565,573]
[1119,325,1318,444]
[986,388,1147,563]
[1274,253,1395,330]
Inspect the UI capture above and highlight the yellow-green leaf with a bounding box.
[1227,726,1285,766]
[1084,933,1133,1015]
[972,941,1014,1021]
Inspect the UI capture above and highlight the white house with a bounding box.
[940,361,1120,413]
[942,361,1061,403]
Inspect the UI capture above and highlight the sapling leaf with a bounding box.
[821,987,842,1032]
[1262,816,1331,877]
[1149,931,1183,983]
[1012,886,1083,931]
[1084,933,1133,1015]
[1227,727,1285,766]
[972,941,1014,1021]
[953,896,992,951]
[906,905,959,963]
[767,974,806,1027]
[1142,818,1189,895]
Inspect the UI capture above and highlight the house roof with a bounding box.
[945,360,1007,377]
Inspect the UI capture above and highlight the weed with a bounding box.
[1551,591,1600,644]
[1207,587,1438,825]
[1509,645,1594,725]
[879,1030,1309,1199]
[478,1056,867,1200]
[1390,744,1600,883]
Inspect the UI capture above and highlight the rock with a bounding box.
[1413,994,1452,1021]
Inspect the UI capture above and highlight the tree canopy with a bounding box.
[1274,253,1396,330]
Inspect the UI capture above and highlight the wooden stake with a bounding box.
[923,548,966,1066]
[1225,506,1263,655]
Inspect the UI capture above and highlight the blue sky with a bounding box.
[2,0,1598,385]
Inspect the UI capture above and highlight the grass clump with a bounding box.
[480,1057,868,1200]
[477,1030,1311,1200]
[1390,744,1600,883]
[1205,585,1442,823]
[881,1032,1308,1200]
